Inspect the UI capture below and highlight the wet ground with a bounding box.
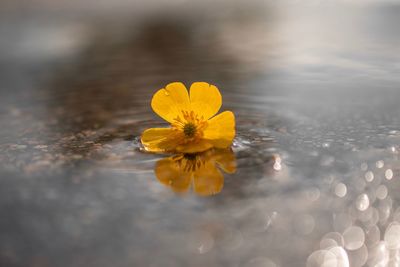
[1,1,400,266]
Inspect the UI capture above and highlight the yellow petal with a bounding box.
[155,156,192,193]
[151,82,190,123]
[193,162,224,196]
[175,139,213,154]
[189,82,222,120]
[203,111,235,148]
[141,128,181,152]
[212,148,237,174]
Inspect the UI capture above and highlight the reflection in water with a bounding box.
[155,148,236,196]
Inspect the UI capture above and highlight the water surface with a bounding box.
[1,1,400,266]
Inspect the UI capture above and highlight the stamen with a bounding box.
[183,123,196,137]
[181,154,206,172]
[171,110,208,143]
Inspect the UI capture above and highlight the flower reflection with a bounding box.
[154,148,236,196]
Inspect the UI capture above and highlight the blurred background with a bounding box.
[1,0,400,266]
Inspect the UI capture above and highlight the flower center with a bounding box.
[183,123,196,137]
[171,110,208,143]
[172,153,206,172]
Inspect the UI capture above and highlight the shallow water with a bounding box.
[1,1,400,266]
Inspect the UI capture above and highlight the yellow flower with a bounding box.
[155,148,236,196]
[141,82,235,153]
